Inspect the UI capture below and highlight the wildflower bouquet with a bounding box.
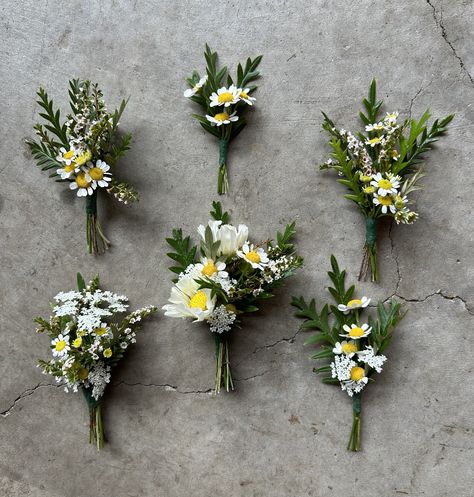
[320,80,453,281]
[27,79,139,254]
[35,273,156,450]
[163,202,302,393]
[292,256,403,451]
[184,44,262,194]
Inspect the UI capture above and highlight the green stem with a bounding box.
[85,190,110,255]
[213,334,234,395]
[347,393,362,451]
[217,138,229,195]
[359,216,378,282]
[82,386,105,450]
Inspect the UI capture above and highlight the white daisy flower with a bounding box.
[56,147,76,165]
[94,322,112,339]
[357,346,387,373]
[51,334,70,357]
[184,75,208,98]
[370,173,400,196]
[88,160,112,188]
[236,243,269,270]
[340,323,372,340]
[337,297,371,314]
[69,171,95,197]
[373,194,397,214]
[162,275,215,322]
[237,87,256,106]
[365,122,384,132]
[341,366,369,397]
[57,161,80,179]
[394,194,408,210]
[332,340,358,358]
[205,112,239,126]
[209,85,240,107]
[74,150,92,167]
[366,136,384,147]
[195,258,228,279]
[384,111,399,123]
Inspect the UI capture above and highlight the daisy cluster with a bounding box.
[36,278,157,400]
[163,210,302,335]
[330,297,387,397]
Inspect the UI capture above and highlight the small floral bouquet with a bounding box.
[163,202,302,393]
[35,273,156,450]
[320,80,453,281]
[292,256,403,451]
[27,79,139,254]
[184,44,262,194]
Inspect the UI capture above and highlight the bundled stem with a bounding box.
[82,386,105,450]
[85,191,110,255]
[359,216,378,282]
[214,334,234,394]
[347,392,362,451]
[217,138,229,195]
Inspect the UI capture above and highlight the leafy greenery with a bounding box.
[165,229,198,281]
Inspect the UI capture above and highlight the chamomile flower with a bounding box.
[57,162,80,179]
[337,296,371,314]
[209,85,240,107]
[237,88,256,105]
[366,136,383,147]
[333,340,358,358]
[74,150,92,167]
[394,194,408,210]
[236,243,269,270]
[88,160,112,188]
[69,171,95,197]
[365,122,384,132]
[94,323,111,338]
[340,323,371,339]
[205,112,239,126]
[56,147,76,165]
[373,194,397,214]
[184,75,208,98]
[370,173,400,196]
[196,258,228,279]
[384,111,399,123]
[341,366,369,396]
[52,334,70,357]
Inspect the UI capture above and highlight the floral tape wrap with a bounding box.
[85,190,98,216]
[365,217,377,247]
[352,392,362,414]
[82,385,101,409]
[218,138,229,167]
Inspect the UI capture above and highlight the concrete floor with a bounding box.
[1,1,473,496]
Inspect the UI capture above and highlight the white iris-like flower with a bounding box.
[162,275,215,322]
[237,87,256,105]
[69,171,95,197]
[197,221,248,256]
[373,194,397,214]
[337,297,371,314]
[51,334,70,357]
[340,323,372,340]
[209,85,240,107]
[332,340,358,358]
[205,111,239,126]
[236,243,269,270]
[184,75,208,98]
[88,160,112,189]
[370,173,400,196]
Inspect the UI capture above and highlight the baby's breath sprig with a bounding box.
[292,256,404,451]
[27,79,137,255]
[320,80,453,282]
[184,44,262,194]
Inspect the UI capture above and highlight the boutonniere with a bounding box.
[184,44,262,194]
[28,79,139,254]
[292,256,404,451]
[163,202,302,393]
[35,273,156,449]
[320,80,453,281]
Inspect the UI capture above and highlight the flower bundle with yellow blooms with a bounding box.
[35,273,156,450]
[27,79,139,254]
[292,256,404,451]
[184,44,262,194]
[320,80,453,282]
[163,202,303,394]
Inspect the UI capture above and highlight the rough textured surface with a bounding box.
[1,1,473,496]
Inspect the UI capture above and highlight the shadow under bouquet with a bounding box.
[35,273,156,450]
[184,44,262,194]
[28,79,139,254]
[292,256,404,451]
[163,202,303,394]
[320,80,453,282]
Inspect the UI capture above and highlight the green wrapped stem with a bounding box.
[217,138,229,195]
[214,334,234,394]
[82,386,105,450]
[85,190,110,255]
[347,392,362,451]
[359,217,378,282]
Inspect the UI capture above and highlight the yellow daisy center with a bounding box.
[103,348,112,358]
[348,327,365,338]
[189,291,207,311]
[350,366,365,381]
[63,150,75,160]
[75,151,91,166]
[342,342,358,355]
[245,250,261,264]
[76,172,90,188]
[95,327,107,336]
[72,337,82,347]
[347,299,362,308]
[202,261,218,277]
[363,186,375,194]
[64,163,76,173]
[89,167,104,181]
[55,340,66,352]
[368,137,381,145]
[378,179,393,190]
[240,91,249,99]
[214,112,229,122]
[218,92,234,103]
[78,368,89,380]
[377,195,393,206]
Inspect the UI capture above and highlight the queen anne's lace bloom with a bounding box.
[208,305,236,334]
[88,362,111,400]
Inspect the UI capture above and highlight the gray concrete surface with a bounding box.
[1,1,473,496]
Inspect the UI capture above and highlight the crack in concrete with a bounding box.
[234,370,271,382]
[116,381,213,395]
[1,383,58,418]
[426,0,474,85]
